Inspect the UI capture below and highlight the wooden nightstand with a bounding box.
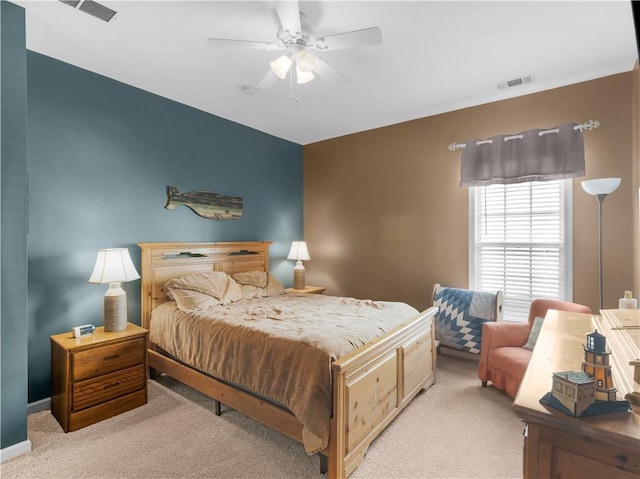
[285,285,326,294]
[50,322,148,432]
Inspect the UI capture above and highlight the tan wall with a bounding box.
[304,72,634,313]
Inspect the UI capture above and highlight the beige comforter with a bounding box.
[150,293,418,454]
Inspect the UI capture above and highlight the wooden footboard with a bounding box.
[327,307,436,478]
[147,306,436,479]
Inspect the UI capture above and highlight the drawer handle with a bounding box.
[103,354,120,361]
[103,382,121,390]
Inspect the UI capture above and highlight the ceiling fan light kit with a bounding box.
[270,50,319,84]
[207,0,383,92]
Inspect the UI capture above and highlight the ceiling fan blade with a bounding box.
[313,58,348,86]
[256,70,279,90]
[207,38,280,51]
[314,27,383,51]
[274,0,301,36]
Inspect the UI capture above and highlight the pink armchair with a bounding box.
[478,298,592,398]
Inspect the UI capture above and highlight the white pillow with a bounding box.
[523,316,544,351]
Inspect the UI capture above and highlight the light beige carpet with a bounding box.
[1,355,523,479]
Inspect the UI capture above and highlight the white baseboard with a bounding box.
[0,439,32,463]
[0,398,51,463]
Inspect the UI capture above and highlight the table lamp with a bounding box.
[287,241,311,290]
[89,248,140,331]
[581,177,621,309]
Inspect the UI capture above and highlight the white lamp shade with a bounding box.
[270,55,292,80]
[296,66,315,85]
[296,51,318,73]
[581,178,621,196]
[287,241,311,261]
[88,248,140,284]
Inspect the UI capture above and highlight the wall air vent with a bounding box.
[58,0,117,23]
[497,74,534,90]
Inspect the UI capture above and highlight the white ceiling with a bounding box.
[18,0,638,145]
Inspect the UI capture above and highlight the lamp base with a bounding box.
[104,283,127,332]
[293,264,306,290]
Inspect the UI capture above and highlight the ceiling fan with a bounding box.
[207,0,383,91]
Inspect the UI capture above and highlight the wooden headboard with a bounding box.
[138,241,272,330]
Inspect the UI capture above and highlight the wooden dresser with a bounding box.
[51,323,148,432]
[513,310,640,478]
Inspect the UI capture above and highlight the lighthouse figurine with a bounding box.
[544,329,630,417]
[582,330,617,402]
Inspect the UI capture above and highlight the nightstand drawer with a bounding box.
[71,337,145,380]
[68,389,147,432]
[72,364,145,411]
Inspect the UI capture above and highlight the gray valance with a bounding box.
[460,122,585,187]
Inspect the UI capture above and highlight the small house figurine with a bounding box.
[543,329,630,417]
[551,371,595,416]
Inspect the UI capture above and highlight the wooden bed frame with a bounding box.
[139,241,437,479]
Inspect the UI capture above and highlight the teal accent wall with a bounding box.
[1,0,29,449]
[26,53,303,402]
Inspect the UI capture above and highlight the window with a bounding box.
[469,179,572,322]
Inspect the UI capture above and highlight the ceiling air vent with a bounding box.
[58,0,117,23]
[497,74,534,90]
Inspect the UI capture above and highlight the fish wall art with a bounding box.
[164,185,243,220]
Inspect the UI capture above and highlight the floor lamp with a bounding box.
[581,178,621,310]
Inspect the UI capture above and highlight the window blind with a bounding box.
[469,179,572,322]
